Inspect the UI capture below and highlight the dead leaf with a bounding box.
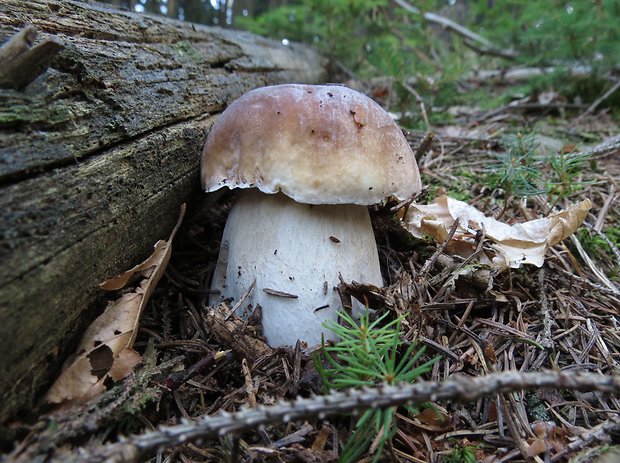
[526,438,549,457]
[403,195,591,269]
[416,407,450,430]
[45,205,186,404]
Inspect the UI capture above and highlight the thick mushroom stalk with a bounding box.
[210,190,383,346]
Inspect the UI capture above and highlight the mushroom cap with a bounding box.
[201,84,421,205]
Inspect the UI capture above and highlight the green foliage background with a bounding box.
[237,0,620,71]
[236,0,620,122]
[469,0,620,68]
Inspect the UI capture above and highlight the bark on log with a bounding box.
[0,0,327,424]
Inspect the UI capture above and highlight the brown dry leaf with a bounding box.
[526,438,549,457]
[416,407,450,429]
[45,205,186,404]
[403,195,591,269]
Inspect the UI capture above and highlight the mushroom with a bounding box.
[201,84,421,347]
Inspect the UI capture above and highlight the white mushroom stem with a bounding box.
[210,189,384,347]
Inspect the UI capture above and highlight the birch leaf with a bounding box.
[45,204,186,404]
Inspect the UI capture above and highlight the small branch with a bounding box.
[569,234,620,294]
[389,187,428,216]
[551,416,620,462]
[401,81,432,131]
[392,0,517,59]
[419,218,460,278]
[0,25,64,90]
[204,305,272,362]
[461,36,518,60]
[161,350,229,392]
[241,358,257,408]
[414,131,435,161]
[467,64,592,83]
[568,134,620,161]
[579,78,620,118]
[536,268,554,349]
[74,370,620,462]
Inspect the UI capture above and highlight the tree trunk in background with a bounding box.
[0,0,326,425]
[167,0,178,19]
[232,0,254,23]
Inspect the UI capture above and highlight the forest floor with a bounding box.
[4,85,620,463]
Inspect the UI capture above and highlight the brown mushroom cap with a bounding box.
[201,84,421,205]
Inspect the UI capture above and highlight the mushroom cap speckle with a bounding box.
[201,84,421,205]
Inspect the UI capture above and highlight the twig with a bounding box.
[593,186,617,232]
[419,218,460,278]
[414,131,435,161]
[241,358,257,408]
[401,81,432,131]
[569,234,619,294]
[161,350,229,392]
[467,65,591,83]
[391,0,517,59]
[537,268,555,349]
[0,25,37,63]
[551,416,620,461]
[568,135,620,161]
[579,78,620,118]
[71,371,620,463]
[224,279,256,320]
[389,187,428,215]
[550,264,620,300]
[461,36,518,60]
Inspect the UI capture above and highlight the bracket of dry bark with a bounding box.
[0,0,326,425]
[0,25,65,89]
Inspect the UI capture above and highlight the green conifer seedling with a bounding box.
[314,310,438,462]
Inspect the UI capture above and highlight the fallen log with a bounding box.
[0,0,326,424]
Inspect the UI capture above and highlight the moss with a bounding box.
[0,103,73,129]
[525,392,551,421]
[577,229,613,258]
[423,170,476,203]
[444,441,480,463]
[172,40,202,62]
[606,226,620,248]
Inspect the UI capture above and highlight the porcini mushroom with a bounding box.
[202,84,421,347]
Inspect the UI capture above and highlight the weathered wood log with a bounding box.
[0,0,326,424]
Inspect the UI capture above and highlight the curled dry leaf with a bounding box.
[403,195,591,269]
[45,205,186,404]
